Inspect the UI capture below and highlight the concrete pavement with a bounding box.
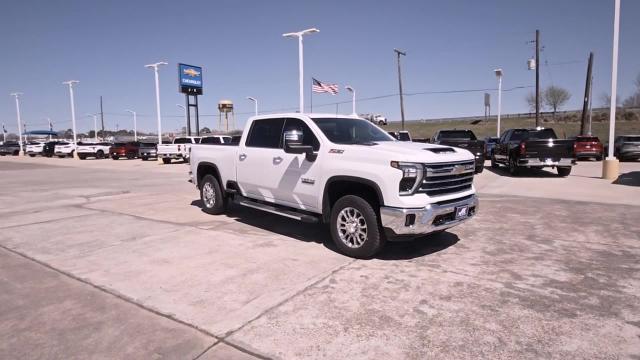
[0,156,639,359]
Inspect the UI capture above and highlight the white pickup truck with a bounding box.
[189,113,478,258]
[157,136,201,164]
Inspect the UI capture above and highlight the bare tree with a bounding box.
[622,73,640,108]
[543,86,571,118]
[525,92,537,113]
[601,92,621,108]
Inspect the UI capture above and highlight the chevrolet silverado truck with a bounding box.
[157,136,201,164]
[491,127,576,176]
[189,114,478,258]
[431,130,485,173]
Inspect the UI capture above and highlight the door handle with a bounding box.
[239,153,247,160]
[273,156,283,164]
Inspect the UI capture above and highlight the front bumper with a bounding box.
[576,151,602,158]
[380,194,478,237]
[139,150,157,157]
[518,157,576,167]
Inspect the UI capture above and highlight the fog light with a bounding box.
[405,214,416,227]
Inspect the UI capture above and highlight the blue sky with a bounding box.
[1,0,639,134]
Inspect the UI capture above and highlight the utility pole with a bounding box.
[394,48,407,130]
[580,52,594,136]
[535,29,541,127]
[100,96,105,138]
[602,0,621,180]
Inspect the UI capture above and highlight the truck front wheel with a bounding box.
[557,167,572,177]
[200,174,226,215]
[330,195,385,259]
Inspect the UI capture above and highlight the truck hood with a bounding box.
[343,141,474,163]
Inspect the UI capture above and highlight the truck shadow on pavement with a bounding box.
[614,171,640,187]
[486,166,561,178]
[190,200,459,260]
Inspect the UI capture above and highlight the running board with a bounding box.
[235,198,319,223]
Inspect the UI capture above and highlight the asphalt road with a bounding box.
[1,156,639,359]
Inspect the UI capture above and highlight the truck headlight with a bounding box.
[390,161,423,195]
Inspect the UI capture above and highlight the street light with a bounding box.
[86,113,99,141]
[124,110,138,141]
[246,97,258,116]
[394,48,407,130]
[283,28,319,113]
[62,80,79,159]
[145,61,168,145]
[494,68,503,138]
[9,92,24,155]
[345,86,356,115]
[176,104,187,135]
[603,0,621,180]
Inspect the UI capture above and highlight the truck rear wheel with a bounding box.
[557,167,572,177]
[200,174,226,215]
[491,153,499,169]
[162,158,171,164]
[330,195,385,259]
[508,156,519,176]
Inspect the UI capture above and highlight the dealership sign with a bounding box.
[178,63,203,95]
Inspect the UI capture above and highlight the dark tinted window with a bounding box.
[313,118,394,144]
[622,136,640,142]
[282,118,320,151]
[201,137,222,144]
[387,132,399,140]
[397,132,411,141]
[140,142,156,147]
[113,143,125,147]
[246,118,285,148]
[527,128,557,140]
[576,136,599,142]
[230,135,242,144]
[438,130,477,140]
[174,138,191,144]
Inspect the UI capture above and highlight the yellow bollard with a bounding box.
[602,158,620,180]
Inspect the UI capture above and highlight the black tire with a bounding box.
[557,167,572,177]
[162,158,171,164]
[596,155,603,161]
[78,154,86,160]
[45,154,52,158]
[112,155,119,160]
[200,174,226,215]
[141,157,148,161]
[58,155,66,158]
[508,156,519,176]
[330,195,385,259]
[13,150,19,156]
[96,150,104,159]
[29,154,36,157]
[475,165,484,174]
[491,153,499,169]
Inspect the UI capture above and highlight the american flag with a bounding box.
[2,124,6,134]
[312,78,339,95]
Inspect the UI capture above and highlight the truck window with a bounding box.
[282,118,320,151]
[313,117,394,144]
[174,138,191,144]
[201,137,222,144]
[246,118,286,148]
[528,128,557,140]
[438,130,476,140]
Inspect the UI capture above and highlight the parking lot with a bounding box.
[1,156,639,359]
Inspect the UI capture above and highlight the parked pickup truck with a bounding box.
[189,113,478,258]
[431,130,485,173]
[158,137,201,164]
[491,127,576,176]
[77,142,111,159]
[138,142,158,161]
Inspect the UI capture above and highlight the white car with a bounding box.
[190,113,478,258]
[26,141,46,157]
[54,142,76,158]
[157,136,201,164]
[76,142,112,159]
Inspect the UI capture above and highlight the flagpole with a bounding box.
[310,78,313,113]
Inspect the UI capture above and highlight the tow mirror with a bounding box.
[283,129,315,160]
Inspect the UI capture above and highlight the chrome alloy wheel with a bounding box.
[202,182,216,208]
[337,207,368,248]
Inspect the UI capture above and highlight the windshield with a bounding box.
[312,117,394,144]
[528,128,557,140]
[576,136,599,142]
[438,130,476,140]
[622,136,640,142]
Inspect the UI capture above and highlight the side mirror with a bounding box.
[283,129,315,160]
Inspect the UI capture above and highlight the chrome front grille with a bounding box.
[419,160,475,196]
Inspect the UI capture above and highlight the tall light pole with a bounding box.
[394,48,407,130]
[283,28,319,113]
[176,104,187,135]
[345,85,356,115]
[603,0,621,180]
[246,97,258,116]
[124,110,138,141]
[2,123,6,143]
[46,118,53,141]
[9,93,24,155]
[494,69,503,137]
[145,61,167,145]
[86,113,99,141]
[62,80,79,159]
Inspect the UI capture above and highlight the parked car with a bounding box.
[190,114,478,258]
[431,130,485,173]
[484,137,499,160]
[573,136,604,161]
[387,131,412,142]
[138,142,158,160]
[614,135,640,161]
[110,142,140,160]
[0,141,22,156]
[157,136,201,164]
[54,141,76,158]
[42,141,62,157]
[26,141,47,157]
[491,128,576,177]
[76,142,112,159]
[200,135,232,145]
